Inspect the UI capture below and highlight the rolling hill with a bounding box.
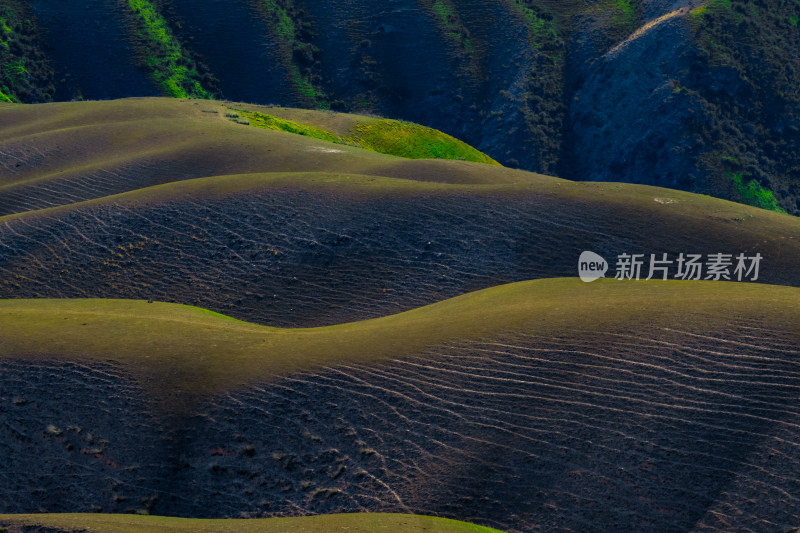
[0,280,799,531]
[0,0,798,212]
[2,96,800,532]
[1,98,798,327]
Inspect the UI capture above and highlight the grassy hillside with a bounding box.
[0,512,506,533]
[1,279,798,402]
[0,98,509,215]
[230,107,500,164]
[1,280,799,528]
[3,2,798,211]
[1,167,798,328]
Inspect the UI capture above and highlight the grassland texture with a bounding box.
[0,512,507,533]
[0,99,510,216]
[1,171,798,327]
[0,281,799,532]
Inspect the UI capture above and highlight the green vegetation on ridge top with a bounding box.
[233,108,500,164]
[690,0,733,26]
[234,108,340,143]
[346,119,500,163]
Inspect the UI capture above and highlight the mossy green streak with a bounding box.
[125,0,212,99]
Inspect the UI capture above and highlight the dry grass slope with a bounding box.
[0,98,513,215]
[0,279,797,404]
[1,170,798,327]
[0,512,507,533]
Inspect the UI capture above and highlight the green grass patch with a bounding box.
[791,14,799,26]
[0,513,508,533]
[507,0,559,47]
[261,0,295,39]
[229,105,498,164]
[0,2,53,102]
[0,86,16,103]
[720,155,741,167]
[0,17,11,50]
[344,119,500,164]
[2,57,26,78]
[727,172,786,213]
[430,0,469,47]
[291,64,326,108]
[235,109,341,143]
[432,0,456,23]
[690,0,733,26]
[125,0,212,99]
[609,0,636,30]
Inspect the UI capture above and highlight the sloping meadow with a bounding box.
[1,98,800,532]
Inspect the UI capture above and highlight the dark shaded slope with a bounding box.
[302,0,540,170]
[315,0,456,113]
[1,173,797,327]
[163,0,291,105]
[27,0,159,100]
[563,0,800,214]
[565,8,700,191]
